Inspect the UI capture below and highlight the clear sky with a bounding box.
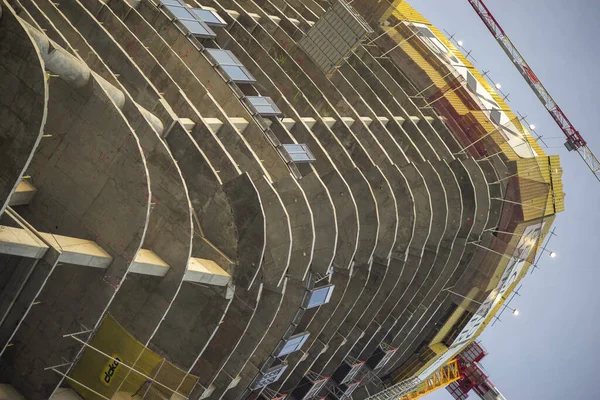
[407,1,600,399]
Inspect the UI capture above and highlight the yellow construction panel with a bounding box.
[430,307,467,344]
[385,1,555,169]
[392,2,431,24]
[69,314,198,400]
[429,342,449,355]
[516,156,564,219]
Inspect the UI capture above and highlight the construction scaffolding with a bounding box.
[358,2,561,394]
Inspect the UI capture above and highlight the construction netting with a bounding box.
[362,0,564,385]
[68,314,197,400]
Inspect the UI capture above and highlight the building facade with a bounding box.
[0,0,563,399]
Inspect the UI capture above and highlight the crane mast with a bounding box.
[467,0,600,182]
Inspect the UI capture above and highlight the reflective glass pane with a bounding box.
[166,5,195,20]
[283,144,306,153]
[222,65,255,82]
[192,8,228,26]
[251,364,288,389]
[180,19,216,38]
[161,0,183,5]
[286,336,305,346]
[278,343,295,356]
[278,333,309,356]
[253,105,277,115]
[417,26,435,39]
[290,152,313,162]
[490,109,502,125]
[207,49,241,65]
[466,72,477,92]
[248,96,271,106]
[307,286,333,308]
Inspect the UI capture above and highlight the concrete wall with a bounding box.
[0,3,46,218]
[3,71,150,398]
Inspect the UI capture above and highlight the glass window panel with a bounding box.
[221,65,255,83]
[192,8,228,26]
[279,342,299,356]
[283,144,306,153]
[417,26,435,39]
[283,144,315,162]
[278,333,309,356]
[290,152,313,162]
[179,19,216,38]
[466,72,477,92]
[307,285,334,309]
[251,364,288,389]
[248,96,271,106]
[161,0,183,5]
[490,109,502,125]
[247,96,281,115]
[254,105,277,114]
[429,37,449,53]
[286,336,305,346]
[207,49,240,65]
[165,5,195,20]
[279,343,295,356]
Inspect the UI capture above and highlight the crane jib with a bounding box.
[468,0,597,179]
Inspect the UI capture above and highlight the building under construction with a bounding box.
[0,0,564,399]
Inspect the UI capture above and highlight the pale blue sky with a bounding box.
[408,1,600,399]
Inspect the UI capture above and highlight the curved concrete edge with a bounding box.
[223,174,266,289]
[0,2,47,218]
[149,280,233,369]
[379,158,492,375]
[278,267,353,390]
[190,284,263,397]
[273,174,315,282]
[209,280,287,400]
[381,162,448,341]
[376,164,464,371]
[295,170,337,275]
[166,127,239,262]
[254,177,293,289]
[219,24,379,270]
[3,69,151,398]
[26,4,200,376]
[223,25,395,266]
[227,281,307,399]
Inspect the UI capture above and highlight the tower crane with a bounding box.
[466,0,600,182]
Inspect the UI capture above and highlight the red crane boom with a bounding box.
[467,0,600,181]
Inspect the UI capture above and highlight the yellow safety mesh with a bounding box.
[377,1,565,387]
[381,1,550,163]
[69,314,197,400]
